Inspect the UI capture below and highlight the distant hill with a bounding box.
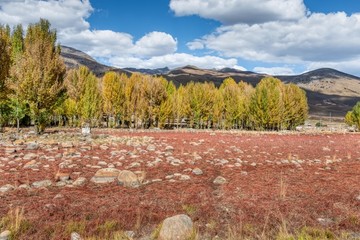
[60,46,130,77]
[60,46,360,118]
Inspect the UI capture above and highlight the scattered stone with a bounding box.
[147,144,156,151]
[317,217,334,226]
[32,180,52,188]
[55,172,71,182]
[97,161,107,166]
[26,142,39,150]
[0,184,15,193]
[213,176,227,185]
[158,214,193,240]
[23,153,38,160]
[71,232,82,240]
[0,230,11,240]
[117,170,140,188]
[73,177,87,186]
[180,175,191,181]
[165,146,174,152]
[124,231,135,238]
[91,168,120,184]
[23,160,39,169]
[192,168,203,175]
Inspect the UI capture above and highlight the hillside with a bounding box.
[60,46,360,118]
[60,46,130,77]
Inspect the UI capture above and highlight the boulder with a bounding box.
[158,214,193,240]
[0,184,14,193]
[32,180,52,188]
[0,230,11,240]
[117,170,140,188]
[213,176,227,185]
[91,168,120,184]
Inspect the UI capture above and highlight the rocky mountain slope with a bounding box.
[60,46,360,118]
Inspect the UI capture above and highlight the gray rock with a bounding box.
[91,168,120,184]
[73,177,87,186]
[158,214,193,240]
[180,175,191,181]
[213,176,227,185]
[23,153,38,160]
[117,170,140,188]
[71,232,82,240]
[23,160,39,169]
[0,230,11,240]
[26,142,39,150]
[32,180,52,188]
[192,168,203,175]
[147,144,156,151]
[0,184,15,193]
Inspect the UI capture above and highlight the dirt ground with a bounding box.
[1,129,360,239]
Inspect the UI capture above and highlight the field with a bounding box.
[1,129,360,239]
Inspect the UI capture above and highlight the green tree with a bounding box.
[345,102,360,130]
[11,19,66,133]
[79,70,102,127]
[282,83,308,129]
[249,77,284,130]
[102,71,125,127]
[0,25,11,130]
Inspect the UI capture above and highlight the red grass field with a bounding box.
[1,129,360,239]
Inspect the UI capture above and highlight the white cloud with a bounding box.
[200,12,360,64]
[109,53,245,70]
[0,0,92,32]
[0,0,178,62]
[170,0,306,24]
[187,40,204,50]
[253,67,295,75]
[133,31,177,57]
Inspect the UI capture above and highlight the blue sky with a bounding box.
[1,0,360,76]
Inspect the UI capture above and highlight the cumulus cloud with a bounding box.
[186,40,204,50]
[170,0,306,24]
[253,67,295,75]
[0,0,92,32]
[109,53,245,70]
[0,0,179,62]
[133,32,177,57]
[199,12,360,65]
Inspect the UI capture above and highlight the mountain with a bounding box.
[60,46,360,118]
[60,46,130,77]
[123,67,170,75]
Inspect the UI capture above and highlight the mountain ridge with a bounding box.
[60,45,360,117]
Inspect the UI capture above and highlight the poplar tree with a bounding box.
[102,71,125,127]
[0,25,11,130]
[345,102,360,130]
[11,19,65,133]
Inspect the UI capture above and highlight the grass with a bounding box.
[0,206,33,239]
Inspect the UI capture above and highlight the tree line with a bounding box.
[0,19,309,133]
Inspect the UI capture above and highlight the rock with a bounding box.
[317,217,334,226]
[124,231,135,238]
[73,177,87,186]
[23,160,39,169]
[32,180,52,188]
[26,142,39,150]
[147,144,156,151]
[0,184,15,193]
[71,232,82,240]
[158,214,193,240]
[0,230,11,240]
[213,176,227,185]
[180,175,191,181]
[91,168,120,184]
[117,170,140,188]
[55,172,70,182]
[192,168,203,175]
[23,153,38,160]
[165,146,174,152]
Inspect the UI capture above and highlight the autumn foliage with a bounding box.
[0,19,308,132]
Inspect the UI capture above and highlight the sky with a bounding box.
[1,0,360,76]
